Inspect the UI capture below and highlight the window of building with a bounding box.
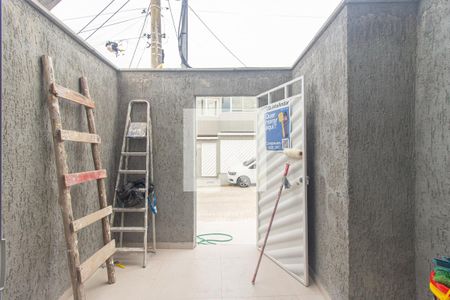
[221,97,256,113]
[222,97,231,112]
[197,97,219,116]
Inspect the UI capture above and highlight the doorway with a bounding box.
[195,96,258,245]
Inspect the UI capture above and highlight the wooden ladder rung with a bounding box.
[59,129,101,144]
[71,206,112,232]
[51,83,95,108]
[64,169,107,187]
[77,240,116,283]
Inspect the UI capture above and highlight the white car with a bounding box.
[227,158,256,188]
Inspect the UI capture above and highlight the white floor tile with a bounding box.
[59,245,325,300]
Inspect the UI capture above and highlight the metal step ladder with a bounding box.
[111,100,155,267]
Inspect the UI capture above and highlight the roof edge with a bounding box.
[120,67,292,72]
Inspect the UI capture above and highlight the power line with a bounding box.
[188,5,247,67]
[79,15,145,34]
[167,0,178,37]
[94,36,142,46]
[77,0,116,34]
[137,44,149,67]
[85,0,131,41]
[129,2,152,68]
[64,8,146,21]
[193,9,325,19]
[100,12,147,44]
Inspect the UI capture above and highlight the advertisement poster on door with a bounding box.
[264,99,291,151]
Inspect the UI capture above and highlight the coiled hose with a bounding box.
[196,233,233,245]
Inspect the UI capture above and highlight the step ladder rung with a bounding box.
[113,207,146,213]
[116,247,145,253]
[121,152,147,156]
[118,170,146,175]
[111,227,146,232]
[127,122,147,138]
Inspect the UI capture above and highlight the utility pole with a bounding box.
[179,0,189,67]
[150,0,163,68]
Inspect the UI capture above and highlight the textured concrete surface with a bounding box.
[117,69,291,245]
[1,1,120,299]
[414,0,450,299]
[346,2,417,299]
[292,7,350,300]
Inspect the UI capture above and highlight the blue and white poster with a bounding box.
[264,99,291,151]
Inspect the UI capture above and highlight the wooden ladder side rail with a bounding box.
[42,56,85,300]
[80,77,116,284]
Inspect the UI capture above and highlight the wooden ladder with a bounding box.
[41,56,116,300]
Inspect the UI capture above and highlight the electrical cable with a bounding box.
[191,9,325,19]
[136,44,148,68]
[188,5,247,67]
[85,0,131,41]
[167,0,178,37]
[99,12,147,46]
[77,0,116,34]
[94,36,142,46]
[79,15,145,34]
[128,2,152,68]
[64,7,146,21]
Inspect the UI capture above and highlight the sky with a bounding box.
[52,0,341,68]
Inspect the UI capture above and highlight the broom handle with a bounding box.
[252,163,290,284]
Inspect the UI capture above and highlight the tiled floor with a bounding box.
[60,245,326,300]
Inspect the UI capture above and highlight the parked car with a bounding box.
[227,158,256,187]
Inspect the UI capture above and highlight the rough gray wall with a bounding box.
[292,8,350,300]
[2,1,120,299]
[118,70,291,244]
[414,0,450,299]
[346,2,417,299]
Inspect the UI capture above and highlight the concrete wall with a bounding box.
[1,1,120,299]
[291,7,350,300]
[117,69,291,245]
[414,0,450,299]
[346,2,417,299]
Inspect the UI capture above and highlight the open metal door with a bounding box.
[256,77,308,286]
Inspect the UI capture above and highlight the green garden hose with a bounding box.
[196,233,233,245]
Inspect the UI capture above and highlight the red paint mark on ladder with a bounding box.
[64,169,107,187]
